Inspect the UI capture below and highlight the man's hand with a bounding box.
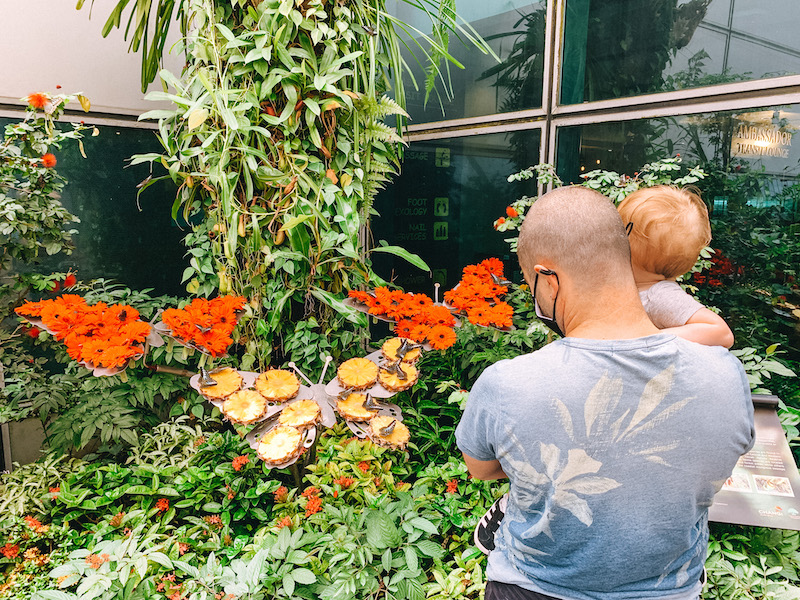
[463,453,508,480]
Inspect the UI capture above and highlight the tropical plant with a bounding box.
[79,0,496,376]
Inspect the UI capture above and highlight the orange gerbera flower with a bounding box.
[421,305,456,328]
[409,324,431,344]
[160,295,243,356]
[395,319,415,338]
[348,290,372,304]
[427,325,457,350]
[406,294,433,309]
[25,92,49,109]
[467,303,493,327]
[488,303,513,328]
[479,258,504,276]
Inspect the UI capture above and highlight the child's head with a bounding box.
[617,185,711,279]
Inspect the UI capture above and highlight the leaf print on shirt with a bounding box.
[572,365,692,466]
[505,438,621,542]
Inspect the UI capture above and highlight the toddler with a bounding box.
[617,184,733,348]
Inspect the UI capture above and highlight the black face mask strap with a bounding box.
[625,222,633,236]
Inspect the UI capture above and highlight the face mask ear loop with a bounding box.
[625,222,634,236]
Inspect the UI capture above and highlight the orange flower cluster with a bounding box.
[348,288,458,350]
[15,295,150,369]
[444,258,514,329]
[85,553,110,569]
[155,498,170,513]
[301,486,320,499]
[334,476,354,488]
[1,543,19,559]
[357,461,370,473]
[23,516,47,534]
[161,295,245,357]
[446,479,459,494]
[274,486,289,503]
[231,455,250,471]
[25,92,49,110]
[305,495,323,516]
[276,516,293,529]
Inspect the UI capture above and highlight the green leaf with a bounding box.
[371,245,430,272]
[32,591,78,600]
[415,540,444,558]
[365,510,400,549]
[291,567,316,584]
[282,573,295,597]
[280,214,314,232]
[403,546,419,572]
[408,517,437,535]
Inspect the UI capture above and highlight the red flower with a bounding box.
[334,476,354,488]
[25,93,49,109]
[49,280,61,292]
[357,461,370,473]
[41,153,57,168]
[276,516,292,529]
[1,543,19,559]
[709,278,723,287]
[506,206,518,218]
[63,273,77,288]
[301,486,320,498]
[274,486,289,503]
[49,486,60,499]
[446,479,458,494]
[231,455,249,471]
[25,326,41,339]
[693,274,707,285]
[178,543,189,556]
[155,498,170,513]
[23,516,43,531]
[305,496,323,516]
[494,217,505,229]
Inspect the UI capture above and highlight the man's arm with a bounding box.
[463,452,508,480]
[662,307,734,348]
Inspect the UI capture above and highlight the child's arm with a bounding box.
[662,307,734,348]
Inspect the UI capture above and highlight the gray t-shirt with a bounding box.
[456,334,754,600]
[639,281,704,329]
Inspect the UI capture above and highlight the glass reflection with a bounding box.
[562,0,800,104]
[372,131,540,290]
[555,105,800,385]
[388,0,546,123]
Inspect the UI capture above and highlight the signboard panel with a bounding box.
[709,395,800,530]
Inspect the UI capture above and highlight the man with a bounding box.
[456,186,754,600]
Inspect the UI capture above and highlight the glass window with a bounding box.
[554,104,800,360]
[388,0,546,123]
[1,119,186,296]
[372,130,541,290]
[561,0,800,105]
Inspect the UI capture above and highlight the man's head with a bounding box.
[617,185,711,279]
[517,185,633,292]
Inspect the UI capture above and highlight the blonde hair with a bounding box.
[617,185,711,279]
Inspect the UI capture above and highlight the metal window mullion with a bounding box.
[549,90,800,128]
[406,120,544,143]
[543,0,567,192]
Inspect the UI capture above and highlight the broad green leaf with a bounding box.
[371,245,430,272]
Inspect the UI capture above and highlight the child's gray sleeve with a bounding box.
[640,281,705,329]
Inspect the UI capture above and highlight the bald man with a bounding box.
[456,187,754,600]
